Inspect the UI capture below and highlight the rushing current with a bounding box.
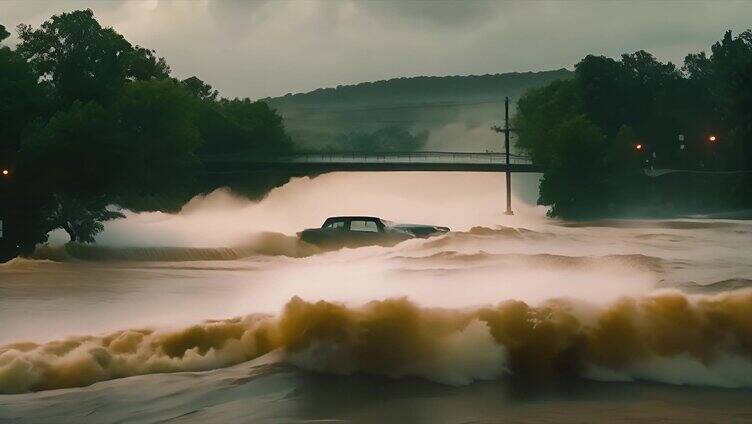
[2,172,752,423]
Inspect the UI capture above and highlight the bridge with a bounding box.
[201,151,539,215]
[202,97,529,215]
[201,151,541,174]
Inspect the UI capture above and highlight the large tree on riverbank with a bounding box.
[0,10,293,257]
[16,9,169,106]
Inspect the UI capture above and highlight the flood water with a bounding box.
[1,173,752,423]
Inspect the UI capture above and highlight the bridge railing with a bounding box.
[205,151,533,165]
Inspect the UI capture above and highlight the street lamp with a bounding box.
[708,135,717,143]
[635,143,643,150]
[1,169,8,176]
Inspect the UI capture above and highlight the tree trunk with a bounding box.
[62,222,77,243]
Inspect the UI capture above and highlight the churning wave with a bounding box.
[27,225,552,263]
[4,290,752,394]
[417,226,554,249]
[391,250,663,272]
[30,232,321,262]
[670,278,752,293]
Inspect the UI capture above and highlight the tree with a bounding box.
[16,9,169,106]
[18,81,201,241]
[0,24,54,259]
[0,30,49,159]
[19,101,124,197]
[110,79,202,197]
[684,30,752,203]
[0,24,9,42]
[198,98,292,154]
[44,196,124,243]
[2,9,301,258]
[606,125,643,174]
[515,79,581,167]
[537,116,611,218]
[574,55,629,138]
[331,127,428,152]
[515,30,752,218]
[18,101,127,243]
[182,76,218,101]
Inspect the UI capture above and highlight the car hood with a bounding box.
[392,224,450,231]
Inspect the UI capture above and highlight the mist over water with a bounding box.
[3,172,752,421]
[47,172,546,247]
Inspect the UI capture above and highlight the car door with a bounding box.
[347,219,382,246]
[319,219,347,245]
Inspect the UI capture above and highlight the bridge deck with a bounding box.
[201,152,542,173]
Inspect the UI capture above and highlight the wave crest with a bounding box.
[4,291,752,394]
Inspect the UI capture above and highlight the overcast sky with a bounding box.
[1,0,751,99]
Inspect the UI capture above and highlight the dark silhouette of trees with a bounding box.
[198,98,292,154]
[182,76,218,101]
[331,127,428,152]
[44,196,125,243]
[16,10,169,106]
[0,10,292,260]
[516,30,752,218]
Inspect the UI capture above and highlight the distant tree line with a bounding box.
[515,30,752,219]
[0,10,292,260]
[267,69,571,150]
[267,69,572,108]
[323,127,428,152]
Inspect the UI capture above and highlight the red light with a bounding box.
[635,144,643,150]
[709,135,717,142]
[1,169,8,176]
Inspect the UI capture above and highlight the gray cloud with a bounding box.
[357,0,501,28]
[1,0,750,99]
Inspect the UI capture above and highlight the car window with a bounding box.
[324,220,345,229]
[349,220,379,232]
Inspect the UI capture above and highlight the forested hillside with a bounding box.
[265,70,572,151]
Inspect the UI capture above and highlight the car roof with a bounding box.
[326,216,382,221]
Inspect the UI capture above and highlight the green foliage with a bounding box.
[15,9,169,106]
[19,79,202,197]
[330,127,428,152]
[0,24,54,258]
[111,79,202,195]
[691,31,752,171]
[198,98,292,154]
[608,126,643,174]
[266,69,573,149]
[0,24,9,42]
[45,196,125,243]
[517,29,752,218]
[20,101,123,197]
[0,41,50,156]
[1,10,293,254]
[515,80,581,166]
[182,76,218,101]
[537,116,611,218]
[269,70,573,108]
[17,80,201,242]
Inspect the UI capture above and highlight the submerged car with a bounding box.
[299,216,449,248]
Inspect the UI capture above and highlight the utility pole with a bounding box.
[504,97,513,215]
[492,97,514,215]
